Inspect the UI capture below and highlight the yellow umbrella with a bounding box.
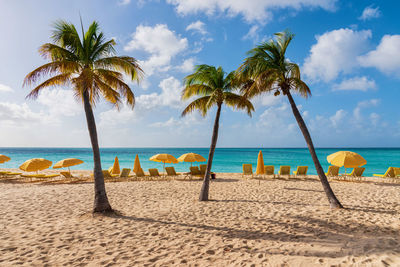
[53,158,84,175]
[150,154,178,174]
[327,151,367,173]
[19,158,52,173]
[109,156,120,175]
[133,154,141,173]
[177,153,206,167]
[256,150,265,175]
[0,154,11,164]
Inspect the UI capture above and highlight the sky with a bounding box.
[0,0,399,148]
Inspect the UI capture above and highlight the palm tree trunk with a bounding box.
[82,90,113,213]
[285,90,343,209]
[199,104,222,201]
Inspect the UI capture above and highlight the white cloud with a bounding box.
[36,88,81,117]
[329,109,347,128]
[303,28,372,82]
[242,25,268,43]
[118,0,131,5]
[358,35,400,76]
[332,76,376,91]
[359,6,381,21]
[353,99,379,121]
[0,102,43,125]
[150,113,202,128]
[166,0,336,24]
[186,20,207,35]
[0,84,13,92]
[176,57,196,73]
[124,24,188,75]
[99,105,137,127]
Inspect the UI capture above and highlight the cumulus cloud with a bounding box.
[124,24,188,75]
[118,0,131,5]
[353,99,379,121]
[0,102,43,125]
[176,57,196,73]
[329,109,347,128]
[303,28,372,82]
[358,35,400,76]
[186,20,208,35]
[166,0,337,24]
[359,6,381,21]
[332,76,376,91]
[36,88,81,117]
[0,84,13,92]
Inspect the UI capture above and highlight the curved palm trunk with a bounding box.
[199,104,222,201]
[285,91,343,209]
[83,90,113,213]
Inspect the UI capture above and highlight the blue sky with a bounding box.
[0,0,399,147]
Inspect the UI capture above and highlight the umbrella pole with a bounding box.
[68,167,71,179]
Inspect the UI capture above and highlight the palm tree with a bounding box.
[238,31,343,209]
[182,65,254,201]
[23,20,143,213]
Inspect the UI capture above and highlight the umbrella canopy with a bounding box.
[150,154,178,164]
[327,151,367,168]
[19,158,52,172]
[256,150,265,175]
[133,154,141,173]
[0,154,11,164]
[109,156,120,175]
[177,153,206,163]
[53,158,84,169]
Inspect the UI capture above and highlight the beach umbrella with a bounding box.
[327,151,367,173]
[150,154,178,174]
[256,150,265,175]
[109,156,120,175]
[53,158,84,176]
[19,158,52,173]
[177,153,206,167]
[0,154,11,164]
[133,154,141,173]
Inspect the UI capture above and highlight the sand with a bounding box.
[0,173,399,266]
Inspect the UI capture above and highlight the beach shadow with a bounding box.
[211,178,239,183]
[284,187,324,193]
[101,211,399,259]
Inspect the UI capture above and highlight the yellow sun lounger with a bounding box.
[242,164,253,178]
[148,168,161,179]
[341,167,366,181]
[293,166,308,178]
[373,167,396,178]
[102,170,118,180]
[165,167,179,178]
[325,166,340,177]
[119,168,132,178]
[264,165,275,178]
[278,166,291,178]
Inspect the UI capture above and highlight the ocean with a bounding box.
[0,147,399,176]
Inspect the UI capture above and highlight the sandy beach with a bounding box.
[0,173,399,266]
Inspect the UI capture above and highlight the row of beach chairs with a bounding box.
[242,164,400,183]
[102,164,211,181]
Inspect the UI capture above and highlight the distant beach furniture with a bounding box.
[264,165,275,178]
[278,166,291,178]
[293,166,308,178]
[325,166,340,178]
[242,164,253,178]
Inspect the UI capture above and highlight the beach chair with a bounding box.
[325,166,340,179]
[148,168,161,180]
[0,171,21,178]
[132,168,145,180]
[102,170,118,181]
[263,165,275,178]
[278,166,291,178]
[373,167,395,178]
[199,164,207,175]
[120,168,132,178]
[242,164,253,178]
[60,171,73,179]
[293,166,308,178]
[165,167,178,179]
[342,167,365,181]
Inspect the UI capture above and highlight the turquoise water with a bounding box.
[0,147,399,176]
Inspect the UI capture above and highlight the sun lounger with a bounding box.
[293,166,308,178]
[278,166,291,178]
[341,167,365,181]
[60,171,74,179]
[242,164,253,178]
[102,170,118,180]
[120,168,132,178]
[325,166,340,179]
[165,166,179,178]
[263,165,275,178]
[373,167,396,178]
[148,168,161,179]
[199,164,207,175]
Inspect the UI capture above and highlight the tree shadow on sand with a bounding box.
[103,206,400,259]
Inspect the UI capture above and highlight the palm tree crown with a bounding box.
[238,30,310,99]
[24,20,143,107]
[182,65,254,117]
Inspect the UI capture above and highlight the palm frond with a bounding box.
[223,92,254,117]
[181,96,211,117]
[94,56,143,82]
[26,73,72,99]
[23,61,79,86]
[181,84,214,100]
